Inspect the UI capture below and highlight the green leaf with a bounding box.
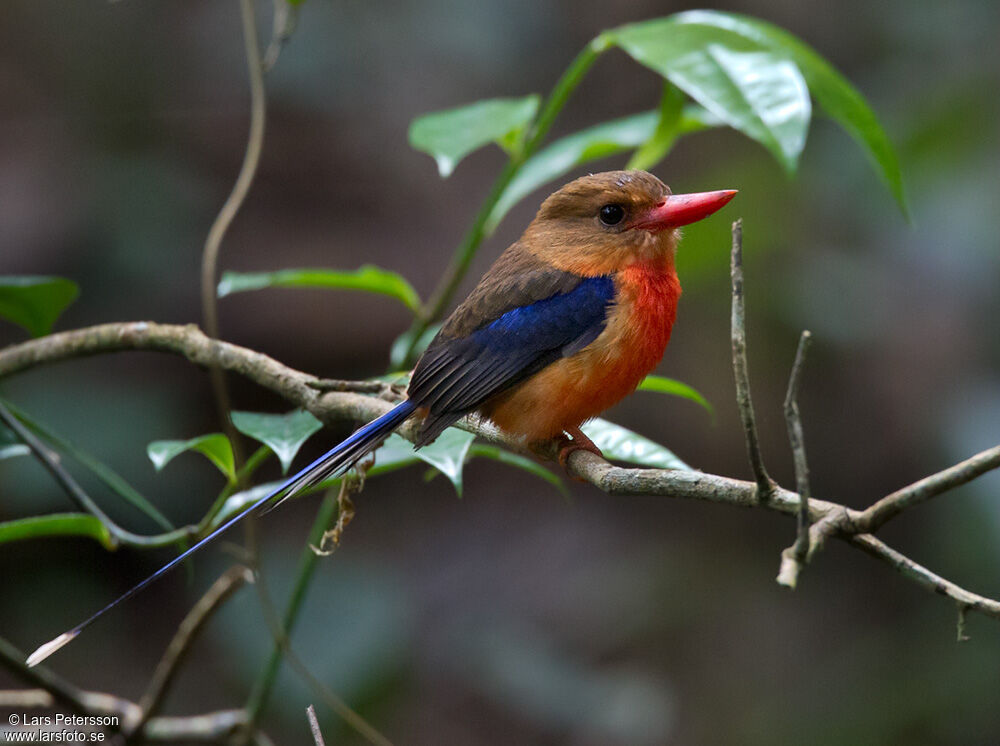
[148,434,236,484]
[626,82,684,171]
[610,19,811,174]
[0,397,175,532]
[581,419,691,470]
[218,265,421,313]
[369,371,412,386]
[637,375,713,416]
[231,409,324,474]
[371,434,423,473]
[0,513,114,549]
[212,434,423,524]
[411,428,475,496]
[214,427,470,521]
[409,95,541,177]
[0,276,79,338]
[0,444,29,460]
[485,107,719,234]
[668,10,906,213]
[214,481,286,522]
[469,444,567,496]
[389,323,441,370]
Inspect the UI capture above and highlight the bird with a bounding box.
[26,170,735,666]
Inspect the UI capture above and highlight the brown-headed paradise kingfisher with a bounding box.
[28,170,736,666]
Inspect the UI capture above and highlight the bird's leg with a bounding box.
[556,426,604,469]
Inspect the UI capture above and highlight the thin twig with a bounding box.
[807,443,1000,561]
[777,330,813,588]
[141,709,250,741]
[283,647,393,746]
[0,636,118,722]
[2,636,259,741]
[243,476,390,746]
[201,0,268,466]
[134,566,253,736]
[0,690,52,708]
[0,400,195,549]
[306,705,326,746]
[251,567,394,746]
[730,219,775,501]
[848,534,1000,619]
[0,686,250,742]
[957,603,970,642]
[262,0,299,72]
[252,731,277,746]
[853,445,1000,533]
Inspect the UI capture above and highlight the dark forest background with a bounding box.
[2,1,999,743]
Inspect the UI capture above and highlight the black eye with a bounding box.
[598,203,625,226]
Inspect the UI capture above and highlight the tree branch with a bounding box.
[730,219,776,501]
[307,378,404,396]
[776,330,813,588]
[0,636,120,723]
[848,533,1000,620]
[306,705,326,746]
[2,320,999,627]
[1,632,257,742]
[853,445,1000,533]
[806,443,1000,561]
[0,688,249,742]
[134,566,254,736]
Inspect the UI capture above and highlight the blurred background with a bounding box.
[2,0,999,743]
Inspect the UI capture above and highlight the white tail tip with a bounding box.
[26,631,78,668]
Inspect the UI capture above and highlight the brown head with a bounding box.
[521,170,736,275]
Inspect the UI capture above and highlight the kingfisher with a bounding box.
[27,170,735,666]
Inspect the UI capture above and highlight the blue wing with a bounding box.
[409,274,615,444]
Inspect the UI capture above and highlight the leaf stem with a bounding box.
[197,445,272,534]
[0,396,175,532]
[0,401,196,549]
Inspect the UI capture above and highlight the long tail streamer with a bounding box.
[26,400,417,667]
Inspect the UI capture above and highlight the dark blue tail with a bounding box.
[26,400,416,666]
[269,399,416,510]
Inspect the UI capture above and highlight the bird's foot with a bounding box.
[555,427,604,477]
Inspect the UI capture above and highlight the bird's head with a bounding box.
[523,170,737,275]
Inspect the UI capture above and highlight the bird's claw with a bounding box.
[555,427,604,480]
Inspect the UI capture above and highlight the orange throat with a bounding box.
[482,259,681,441]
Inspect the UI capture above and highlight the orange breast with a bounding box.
[481,261,681,441]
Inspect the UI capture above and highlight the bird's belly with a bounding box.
[482,263,680,441]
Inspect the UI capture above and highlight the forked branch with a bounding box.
[1,316,998,625]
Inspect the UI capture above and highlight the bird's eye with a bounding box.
[598,203,626,226]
